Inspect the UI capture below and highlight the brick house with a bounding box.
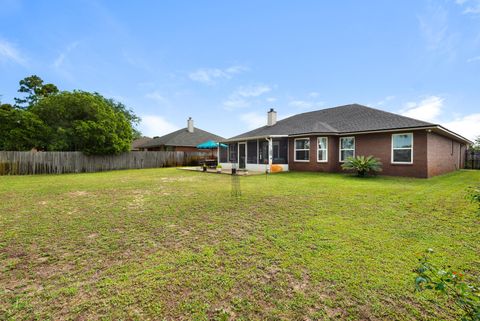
[139,118,224,153]
[218,104,471,178]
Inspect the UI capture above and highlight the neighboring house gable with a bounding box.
[131,136,152,151]
[139,118,225,152]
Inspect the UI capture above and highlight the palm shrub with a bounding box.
[341,155,382,177]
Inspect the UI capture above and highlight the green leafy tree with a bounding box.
[132,128,143,140]
[0,107,47,151]
[14,75,59,108]
[29,91,134,154]
[471,136,480,152]
[96,94,142,139]
[341,155,382,177]
[0,103,14,111]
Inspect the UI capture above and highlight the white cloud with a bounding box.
[235,84,271,97]
[289,100,313,109]
[145,91,169,106]
[188,65,247,85]
[399,95,479,141]
[225,65,247,74]
[400,96,444,122]
[309,92,320,98]
[223,98,250,110]
[0,38,26,65]
[454,0,480,14]
[374,95,396,107]
[53,41,79,69]
[418,5,456,59]
[266,97,277,102]
[467,55,480,62]
[52,41,79,79]
[289,99,324,110]
[443,113,480,141]
[139,115,179,137]
[240,111,294,130]
[223,84,271,110]
[240,112,266,129]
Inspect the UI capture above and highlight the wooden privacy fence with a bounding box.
[0,151,210,175]
[466,150,480,170]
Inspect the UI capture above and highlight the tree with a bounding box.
[0,95,13,111]
[95,94,142,139]
[471,136,480,152]
[14,75,59,108]
[29,91,135,154]
[0,107,47,151]
[132,128,143,140]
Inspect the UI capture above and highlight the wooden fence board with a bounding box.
[0,151,209,175]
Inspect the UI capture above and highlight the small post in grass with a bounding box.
[231,163,241,197]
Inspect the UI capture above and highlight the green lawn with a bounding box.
[1,169,479,320]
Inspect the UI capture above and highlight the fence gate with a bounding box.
[466,150,480,169]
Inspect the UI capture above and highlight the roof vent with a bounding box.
[187,117,194,133]
[267,108,277,126]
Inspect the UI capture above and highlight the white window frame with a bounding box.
[339,136,355,163]
[294,138,310,162]
[391,133,413,164]
[317,137,328,163]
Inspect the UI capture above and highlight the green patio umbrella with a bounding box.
[197,140,227,149]
[196,140,227,158]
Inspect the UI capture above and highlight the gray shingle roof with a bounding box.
[139,127,225,148]
[229,104,434,140]
[131,136,152,150]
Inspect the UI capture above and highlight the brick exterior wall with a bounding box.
[287,130,465,178]
[288,135,338,172]
[427,132,466,177]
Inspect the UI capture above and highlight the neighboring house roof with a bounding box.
[228,104,471,144]
[139,127,225,148]
[131,136,152,150]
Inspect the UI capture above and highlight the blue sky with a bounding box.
[1,0,479,140]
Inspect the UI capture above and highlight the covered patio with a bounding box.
[217,136,289,173]
[178,166,264,176]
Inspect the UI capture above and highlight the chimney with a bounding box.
[267,108,277,126]
[187,117,194,133]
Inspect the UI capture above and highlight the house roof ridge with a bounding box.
[226,103,438,140]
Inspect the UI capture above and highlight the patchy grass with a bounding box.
[0,169,479,320]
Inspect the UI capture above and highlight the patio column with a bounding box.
[268,137,273,172]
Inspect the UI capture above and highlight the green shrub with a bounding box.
[341,155,382,177]
[414,249,480,321]
[468,185,480,215]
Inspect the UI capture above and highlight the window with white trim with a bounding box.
[294,138,310,161]
[339,137,355,162]
[392,133,413,164]
[317,137,328,162]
